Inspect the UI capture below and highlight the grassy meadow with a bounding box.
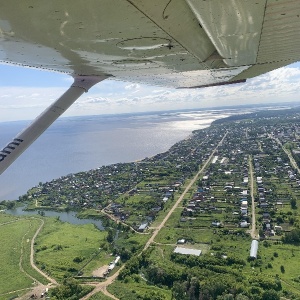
[0,213,46,300]
[34,218,109,280]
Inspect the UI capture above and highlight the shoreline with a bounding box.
[2,104,293,201]
[1,112,224,201]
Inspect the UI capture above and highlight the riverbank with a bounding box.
[0,107,248,200]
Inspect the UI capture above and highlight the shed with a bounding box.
[250,240,258,258]
[174,247,201,256]
[177,239,186,244]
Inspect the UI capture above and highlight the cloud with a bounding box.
[1,62,300,122]
[124,83,140,90]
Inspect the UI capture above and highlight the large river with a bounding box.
[0,108,253,200]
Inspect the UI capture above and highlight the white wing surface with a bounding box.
[0,0,299,88]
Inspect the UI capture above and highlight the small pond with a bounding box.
[5,206,104,230]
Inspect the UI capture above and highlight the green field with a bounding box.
[34,218,109,280]
[0,213,47,300]
[0,212,113,298]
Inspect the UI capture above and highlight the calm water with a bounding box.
[0,109,242,200]
[6,206,104,230]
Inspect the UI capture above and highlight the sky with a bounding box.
[0,62,300,122]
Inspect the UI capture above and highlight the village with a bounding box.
[18,109,300,244]
[4,108,300,300]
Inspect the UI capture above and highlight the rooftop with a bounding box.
[174,247,202,256]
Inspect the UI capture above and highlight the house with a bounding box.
[138,222,148,232]
[241,201,248,208]
[211,220,221,227]
[240,221,249,228]
[241,190,248,196]
[241,208,248,216]
[260,202,269,209]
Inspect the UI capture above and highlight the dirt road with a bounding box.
[249,155,258,239]
[81,132,228,300]
[271,136,300,174]
[143,133,227,251]
[30,218,58,285]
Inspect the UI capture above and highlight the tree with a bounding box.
[262,289,280,300]
[290,198,297,209]
[236,295,249,300]
[6,201,15,209]
[106,229,114,243]
[282,228,300,244]
[50,278,92,299]
[172,282,188,300]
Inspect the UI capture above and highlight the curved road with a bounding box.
[30,218,58,285]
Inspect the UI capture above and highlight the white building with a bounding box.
[250,240,258,258]
[174,247,201,256]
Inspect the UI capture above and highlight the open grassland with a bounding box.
[256,241,300,294]
[0,213,46,300]
[34,218,108,281]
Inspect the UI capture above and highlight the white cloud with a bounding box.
[124,83,140,90]
[1,63,300,122]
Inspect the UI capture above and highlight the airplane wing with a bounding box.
[0,0,300,174]
[1,0,299,88]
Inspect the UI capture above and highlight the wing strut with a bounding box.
[0,75,108,175]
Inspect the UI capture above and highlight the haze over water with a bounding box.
[0,108,253,200]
